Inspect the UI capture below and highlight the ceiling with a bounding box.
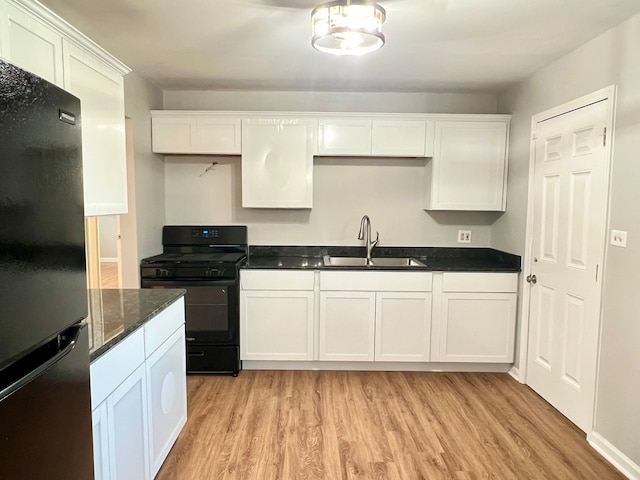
[40,0,640,93]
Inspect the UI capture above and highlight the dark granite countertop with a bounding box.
[87,288,186,362]
[243,246,521,272]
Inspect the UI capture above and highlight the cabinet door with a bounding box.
[241,118,314,208]
[151,115,241,154]
[319,291,375,361]
[317,118,372,156]
[425,121,508,211]
[0,2,64,86]
[146,327,187,478]
[240,290,315,360]
[195,117,241,154]
[92,401,110,480]
[375,292,432,362]
[151,116,194,153]
[438,292,516,362]
[63,39,128,216]
[107,364,150,480]
[372,120,426,157]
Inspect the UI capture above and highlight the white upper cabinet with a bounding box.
[1,0,131,216]
[241,117,315,208]
[63,39,128,215]
[151,112,241,155]
[0,1,63,86]
[371,120,428,157]
[424,118,509,211]
[317,117,372,156]
[318,117,431,157]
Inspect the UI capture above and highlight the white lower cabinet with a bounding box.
[239,269,518,367]
[433,272,518,362]
[319,271,433,362]
[319,291,376,361]
[241,290,315,360]
[240,270,315,360]
[107,364,150,480]
[90,298,186,480]
[92,400,110,480]
[91,362,150,480]
[146,327,187,478]
[375,292,432,362]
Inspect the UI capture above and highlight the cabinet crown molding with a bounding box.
[151,110,512,121]
[11,0,131,75]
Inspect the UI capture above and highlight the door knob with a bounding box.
[526,274,537,284]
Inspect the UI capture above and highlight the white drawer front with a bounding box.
[90,327,145,408]
[442,272,518,293]
[320,271,432,292]
[144,298,185,357]
[241,269,315,290]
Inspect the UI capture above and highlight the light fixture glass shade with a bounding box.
[311,0,386,56]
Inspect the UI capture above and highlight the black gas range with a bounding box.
[140,225,247,375]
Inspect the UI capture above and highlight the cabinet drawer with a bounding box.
[144,298,185,357]
[90,328,145,408]
[241,269,315,290]
[320,271,432,292]
[442,272,518,293]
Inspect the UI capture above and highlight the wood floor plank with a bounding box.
[155,371,624,480]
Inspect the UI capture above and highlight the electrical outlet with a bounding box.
[611,229,627,247]
[458,230,471,243]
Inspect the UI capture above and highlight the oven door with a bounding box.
[141,279,238,345]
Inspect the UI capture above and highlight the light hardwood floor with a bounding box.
[156,371,622,480]
[100,262,119,289]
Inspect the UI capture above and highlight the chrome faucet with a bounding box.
[358,215,379,264]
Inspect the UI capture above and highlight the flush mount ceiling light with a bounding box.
[311,0,386,56]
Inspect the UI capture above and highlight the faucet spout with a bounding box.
[357,215,378,264]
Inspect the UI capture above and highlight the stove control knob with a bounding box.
[155,268,170,277]
[205,268,221,277]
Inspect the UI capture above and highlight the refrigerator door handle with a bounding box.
[0,325,82,402]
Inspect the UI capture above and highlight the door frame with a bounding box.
[515,86,617,411]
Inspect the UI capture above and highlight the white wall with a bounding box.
[163,90,501,246]
[122,72,164,287]
[163,90,498,114]
[495,13,640,471]
[165,155,499,246]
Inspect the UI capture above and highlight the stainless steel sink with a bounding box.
[370,257,425,267]
[323,255,425,267]
[323,256,369,266]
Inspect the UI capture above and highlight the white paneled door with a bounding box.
[526,98,610,431]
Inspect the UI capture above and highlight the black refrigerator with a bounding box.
[0,60,94,479]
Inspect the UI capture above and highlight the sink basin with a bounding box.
[370,257,425,267]
[323,256,369,266]
[323,255,425,267]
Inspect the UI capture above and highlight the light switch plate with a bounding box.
[611,229,627,247]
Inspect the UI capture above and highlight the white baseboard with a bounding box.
[242,360,512,373]
[508,365,524,383]
[588,431,640,480]
[100,257,118,263]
